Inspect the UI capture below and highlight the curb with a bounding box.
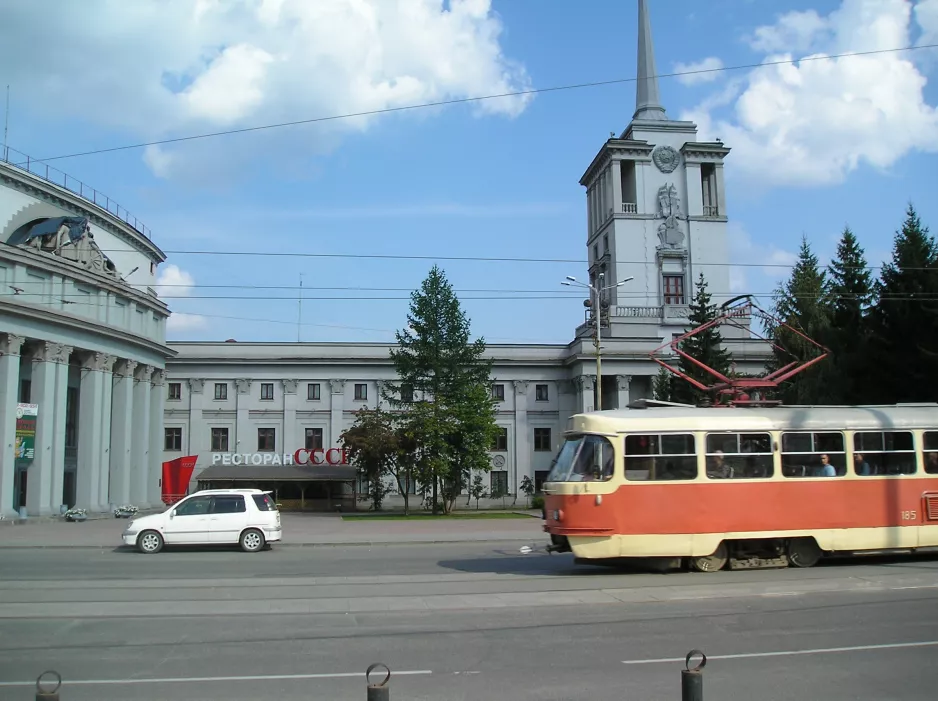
[0,538,541,551]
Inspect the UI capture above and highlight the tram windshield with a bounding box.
[546,434,615,482]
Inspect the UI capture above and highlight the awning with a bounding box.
[195,464,358,482]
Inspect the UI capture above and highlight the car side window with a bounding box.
[174,496,212,516]
[211,495,246,514]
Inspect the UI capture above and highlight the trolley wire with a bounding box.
[11,43,938,166]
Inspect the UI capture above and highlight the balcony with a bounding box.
[621,202,638,214]
[702,205,720,217]
[613,305,690,321]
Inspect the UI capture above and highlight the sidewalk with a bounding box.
[0,511,546,549]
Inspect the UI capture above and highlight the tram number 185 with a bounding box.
[900,510,918,521]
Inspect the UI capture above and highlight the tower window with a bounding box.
[701,163,718,216]
[603,234,609,253]
[663,275,685,305]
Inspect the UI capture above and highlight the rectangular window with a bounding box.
[624,433,697,481]
[705,432,774,479]
[260,383,274,401]
[211,428,229,452]
[492,384,505,401]
[305,428,324,450]
[354,383,367,401]
[491,427,508,452]
[781,432,845,478]
[65,387,78,448]
[663,275,685,305]
[19,379,31,403]
[307,383,321,400]
[924,432,938,474]
[603,234,609,253]
[164,427,182,451]
[257,428,276,452]
[490,470,508,497]
[211,495,246,514]
[535,384,549,401]
[701,163,718,216]
[534,427,551,452]
[547,434,615,482]
[401,383,414,402]
[214,383,227,400]
[168,382,181,400]
[853,431,916,476]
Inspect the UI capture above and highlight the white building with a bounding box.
[0,146,174,518]
[161,0,772,509]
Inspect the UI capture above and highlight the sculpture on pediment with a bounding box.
[7,216,119,279]
[656,184,685,250]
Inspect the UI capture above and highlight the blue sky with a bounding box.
[2,0,937,344]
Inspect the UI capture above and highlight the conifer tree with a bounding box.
[671,273,732,405]
[652,366,673,402]
[866,205,938,403]
[826,227,873,404]
[768,236,833,404]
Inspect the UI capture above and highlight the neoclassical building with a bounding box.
[0,148,174,518]
[160,1,773,508]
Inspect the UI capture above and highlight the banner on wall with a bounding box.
[161,455,198,504]
[14,404,38,461]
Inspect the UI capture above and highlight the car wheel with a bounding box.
[240,528,265,553]
[137,530,164,554]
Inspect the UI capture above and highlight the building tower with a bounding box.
[577,0,738,344]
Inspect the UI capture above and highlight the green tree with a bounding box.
[866,204,938,403]
[825,226,874,404]
[671,273,732,405]
[386,265,497,514]
[767,236,834,404]
[652,365,673,402]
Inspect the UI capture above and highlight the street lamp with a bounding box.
[562,273,634,411]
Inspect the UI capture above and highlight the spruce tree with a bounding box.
[671,273,732,405]
[769,236,833,404]
[652,365,673,402]
[387,266,497,513]
[826,227,873,404]
[866,205,938,403]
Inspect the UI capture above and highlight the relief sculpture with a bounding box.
[8,216,119,278]
[656,184,685,250]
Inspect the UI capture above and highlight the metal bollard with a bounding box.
[682,650,706,701]
[366,663,391,701]
[35,671,62,701]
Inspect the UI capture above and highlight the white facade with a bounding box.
[0,150,174,518]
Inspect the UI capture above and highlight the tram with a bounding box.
[541,402,938,571]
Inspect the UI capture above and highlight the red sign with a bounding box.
[293,448,349,466]
[162,455,198,504]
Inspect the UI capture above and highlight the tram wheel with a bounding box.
[787,538,822,568]
[689,542,728,573]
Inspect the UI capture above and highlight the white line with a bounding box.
[0,670,433,687]
[623,640,938,665]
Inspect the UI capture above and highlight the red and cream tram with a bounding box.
[542,403,938,571]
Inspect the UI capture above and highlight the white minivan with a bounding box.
[122,488,282,554]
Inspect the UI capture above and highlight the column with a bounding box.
[616,375,632,410]
[108,360,136,507]
[282,379,298,453]
[0,333,25,519]
[148,369,165,507]
[575,375,595,413]
[513,380,530,498]
[76,352,115,512]
[375,381,388,410]
[329,379,346,446]
[234,379,251,453]
[187,379,205,455]
[50,344,72,513]
[130,364,151,507]
[97,356,116,509]
[25,342,70,516]
[612,160,623,211]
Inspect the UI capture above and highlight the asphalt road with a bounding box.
[1,544,937,701]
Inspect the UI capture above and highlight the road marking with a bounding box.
[0,670,433,687]
[623,640,938,665]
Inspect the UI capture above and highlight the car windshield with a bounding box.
[252,493,277,511]
[546,434,616,482]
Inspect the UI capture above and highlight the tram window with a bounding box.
[924,432,938,474]
[781,432,846,478]
[545,434,616,482]
[705,432,773,479]
[853,431,916,475]
[624,433,697,482]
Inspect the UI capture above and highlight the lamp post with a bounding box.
[562,273,634,411]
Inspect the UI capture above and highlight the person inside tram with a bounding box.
[854,452,872,476]
[925,452,938,475]
[818,453,836,477]
[707,450,732,479]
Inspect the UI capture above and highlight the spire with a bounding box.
[633,0,667,121]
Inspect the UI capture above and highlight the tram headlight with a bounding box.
[552,509,561,521]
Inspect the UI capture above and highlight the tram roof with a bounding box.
[571,403,938,434]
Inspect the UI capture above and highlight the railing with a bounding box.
[613,304,690,320]
[1,145,153,242]
[622,202,638,214]
[703,205,719,217]
[30,653,710,700]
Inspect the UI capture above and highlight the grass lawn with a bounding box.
[341,511,533,521]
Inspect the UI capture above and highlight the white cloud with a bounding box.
[167,312,208,333]
[673,57,725,85]
[155,264,196,297]
[0,0,531,179]
[917,0,938,44]
[681,0,938,188]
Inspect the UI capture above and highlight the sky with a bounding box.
[2,0,937,345]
